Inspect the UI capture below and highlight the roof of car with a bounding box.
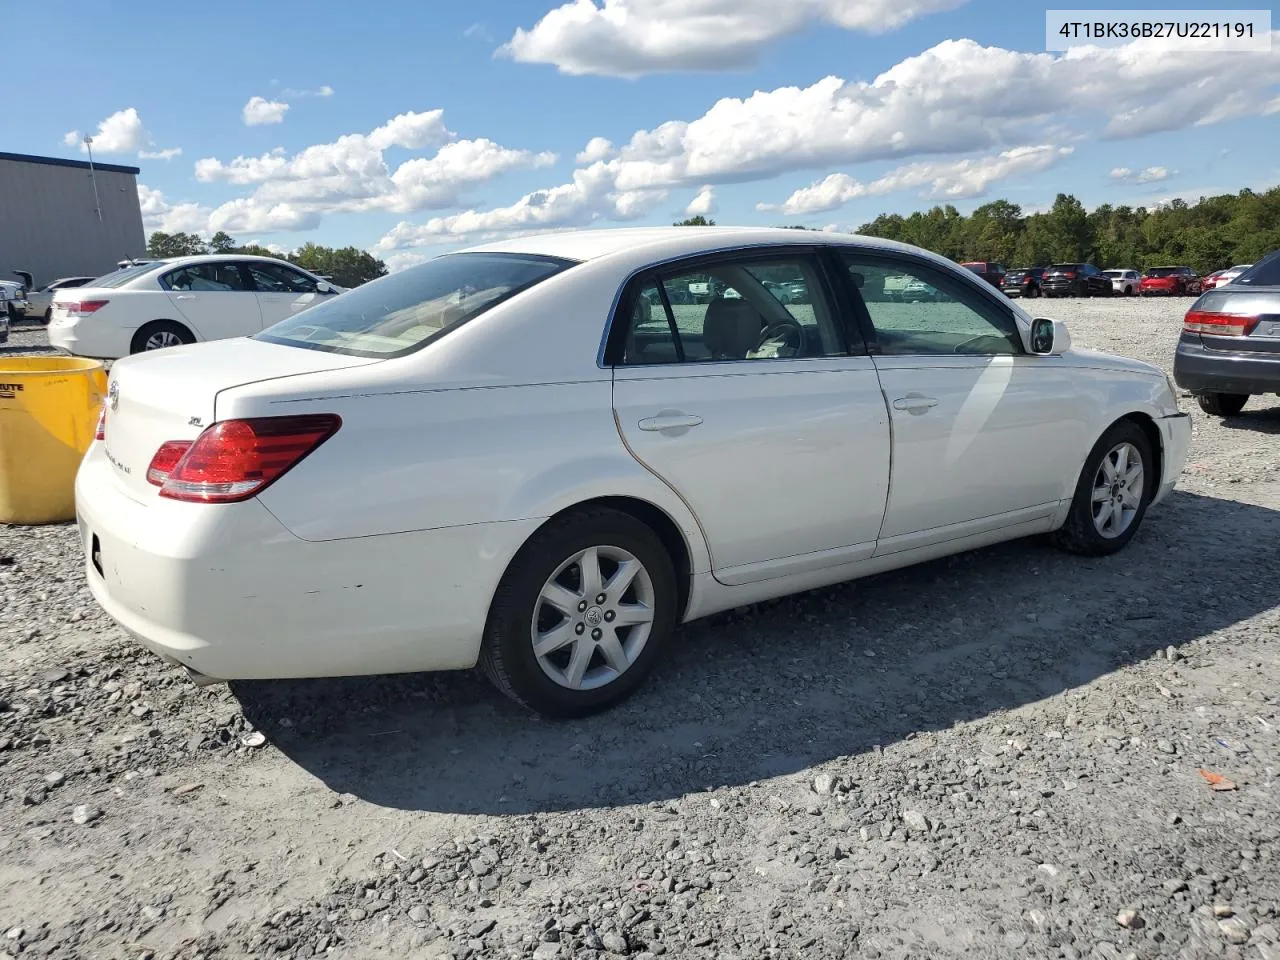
[460,226,919,265]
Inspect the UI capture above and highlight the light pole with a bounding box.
[84,134,103,222]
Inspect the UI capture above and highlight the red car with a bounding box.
[1200,269,1228,291]
[1140,266,1202,297]
[959,261,1006,289]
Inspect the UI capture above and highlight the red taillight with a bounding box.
[157,414,341,503]
[63,300,109,315]
[146,441,193,486]
[1183,310,1260,338]
[1061,271,1076,279]
[94,402,106,442]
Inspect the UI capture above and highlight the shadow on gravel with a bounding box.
[234,489,1280,815]
[1220,402,1280,434]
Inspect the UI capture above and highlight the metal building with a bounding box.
[0,151,145,289]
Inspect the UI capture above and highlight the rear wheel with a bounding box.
[1052,420,1154,557]
[1197,392,1248,416]
[131,320,194,354]
[479,507,678,718]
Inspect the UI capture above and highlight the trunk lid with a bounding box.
[100,338,379,501]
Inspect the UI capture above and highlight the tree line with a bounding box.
[854,188,1280,273]
[145,231,389,288]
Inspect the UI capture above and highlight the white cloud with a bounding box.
[386,251,432,273]
[243,96,290,126]
[685,185,717,216]
[280,84,334,98]
[192,109,555,235]
[1110,165,1174,184]
[65,108,181,160]
[763,145,1072,214]
[502,0,969,76]
[137,185,213,234]
[576,136,615,164]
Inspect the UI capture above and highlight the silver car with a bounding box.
[25,276,97,323]
[0,281,27,322]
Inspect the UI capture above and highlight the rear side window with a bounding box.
[1234,251,1280,286]
[256,253,574,358]
[91,263,164,289]
[160,263,249,292]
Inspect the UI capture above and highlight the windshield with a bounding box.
[256,252,576,358]
[90,263,165,288]
[1232,251,1280,287]
[1143,267,1180,278]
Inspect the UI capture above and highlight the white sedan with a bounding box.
[47,254,343,358]
[77,227,1192,717]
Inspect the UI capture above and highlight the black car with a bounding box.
[1001,267,1045,298]
[1173,249,1280,416]
[1040,263,1111,297]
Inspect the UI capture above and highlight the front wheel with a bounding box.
[1052,420,1154,557]
[1197,392,1248,416]
[480,507,678,718]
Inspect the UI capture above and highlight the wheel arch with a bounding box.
[130,318,197,353]
[1107,410,1164,496]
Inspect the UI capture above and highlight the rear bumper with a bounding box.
[1173,337,1280,396]
[1040,281,1077,296]
[75,445,539,680]
[47,316,131,359]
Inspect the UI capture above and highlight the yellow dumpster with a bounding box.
[0,357,108,524]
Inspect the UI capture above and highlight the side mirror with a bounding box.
[316,280,335,294]
[1029,317,1071,355]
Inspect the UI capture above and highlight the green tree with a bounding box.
[673,216,716,226]
[289,243,388,288]
[146,231,208,258]
[208,231,236,253]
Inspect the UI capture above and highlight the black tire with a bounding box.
[1051,420,1154,557]
[479,506,678,718]
[43,307,52,324]
[1197,392,1248,416]
[130,320,194,354]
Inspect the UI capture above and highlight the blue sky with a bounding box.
[15,0,1279,268]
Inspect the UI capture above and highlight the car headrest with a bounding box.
[703,298,762,360]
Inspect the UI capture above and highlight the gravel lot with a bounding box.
[2,299,1278,960]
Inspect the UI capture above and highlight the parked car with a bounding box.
[0,298,8,343]
[77,227,1191,717]
[1140,266,1201,297]
[1001,267,1045,298]
[0,280,27,321]
[960,261,1006,288]
[1173,249,1280,416]
[1103,269,1141,296]
[1202,264,1253,290]
[25,276,96,323]
[1041,263,1111,297]
[46,255,345,358]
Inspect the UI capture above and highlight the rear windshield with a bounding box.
[90,263,165,288]
[1102,270,1122,278]
[1048,264,1080,271]
[1232,251,1280,287]
[1143,267,1180,277]
[255,252,576,358]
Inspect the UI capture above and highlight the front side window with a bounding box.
[841,253,1021,356]
[246,262,318,293]
[620,255,845,365]
[256,252,574,358]
[160,263,248,292]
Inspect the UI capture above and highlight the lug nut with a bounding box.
[575,623,585,635]
[595,594,606,604]
[604,610,616,622]
[591,628,603,640]
[578,601,588,612]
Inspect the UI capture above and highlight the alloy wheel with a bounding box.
[1091,442,1144,539]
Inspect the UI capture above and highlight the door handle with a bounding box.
[638,414,703,433]
[892,395,939,413]
[174,295,195,300]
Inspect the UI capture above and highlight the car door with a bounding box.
[160,262,262,339]
[834,250,1092,554]
[244,261,331,328]
[611,249,891,585]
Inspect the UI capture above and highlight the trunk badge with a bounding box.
[108,380,120,412]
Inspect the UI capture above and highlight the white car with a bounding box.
[0,280,27,321]
[47,255,344,358]
[76,227,1192,717]
[25,276,96,323]
[1213,264,1254,288]
[1103,269,1140,295]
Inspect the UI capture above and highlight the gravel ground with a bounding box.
[2,301,1278,960]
